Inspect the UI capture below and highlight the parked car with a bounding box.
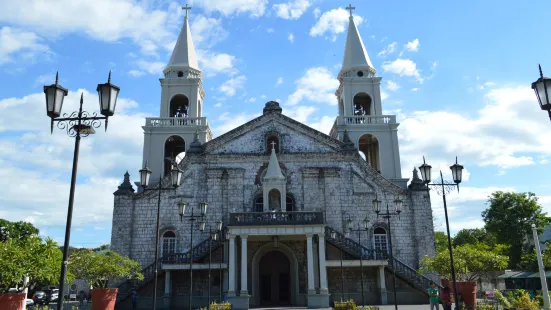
[25,298,34,306]
[32,289,59,305]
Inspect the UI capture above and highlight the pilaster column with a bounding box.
[240,235,248,295]
[378,266,388,304]
[228,236,236,296]
[164,271,171,296]
[306,234,315,294]
[318,235,328,293]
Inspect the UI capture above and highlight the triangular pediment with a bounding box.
[202,112,346,155]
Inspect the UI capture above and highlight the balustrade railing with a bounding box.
[325,226,389,260]
[229,211,324,226]
[145,117,209,127]
[337,115,396,125]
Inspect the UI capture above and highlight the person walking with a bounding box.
[440,286,451,310]
[79,290,86,306]
[428,282,440,310]
[132,290,138,310]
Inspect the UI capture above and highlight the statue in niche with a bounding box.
[269,190,281,211]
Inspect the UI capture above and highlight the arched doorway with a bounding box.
[358,134,380,172]
[259,251,291,306]
[170,94,189,117]
[353,92,372,116]
[164,135,186,176]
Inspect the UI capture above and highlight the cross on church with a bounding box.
[271,141,276,150]
[346,4,355,17]
[182,4,192,18]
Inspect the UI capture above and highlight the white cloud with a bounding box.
[260,94,267,99]
[128,69,146,77]
[386,80,400,92]
[195,0,268,17]
[247,97,257,103]
[309,8,363,40]
[214,102,223,108]
[219,75,247,97]
[283,105,317,123]
[213,111,260,136]
[286,67,339,106]
[398,85,551,178]
[307,116,335,135]
[273,0,311,20]
[197,50,237,77]
[134,59,165,75]
[412,88,419,92]
[382,58,423,83]
[313,7,321,18]
[266,28,275,33]
[381,91,389,101]
[276,77,284,86]
[190,14,229,48]
[405,38,420,52]
[0,26,50,65]
[377,42,397,56]
[288,33,295,43]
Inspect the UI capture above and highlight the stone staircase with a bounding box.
[325,226,441,295]
[115,236,224,305]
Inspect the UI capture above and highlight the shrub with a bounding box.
[510,290,539,309]
[210,302,232,310]
[495,290,511,308]
[334,299,358,310]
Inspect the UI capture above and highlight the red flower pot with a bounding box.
[440,279,477,307]
[0,293,25,310]
[91,288,118,310]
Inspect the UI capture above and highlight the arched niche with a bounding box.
[266,132,280,154]
[170,94,190,117]
[358,134,380,172]
[164,135,186,176]
[353,92,372,116]
[268,188,282,211]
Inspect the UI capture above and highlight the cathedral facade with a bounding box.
[111,8,437,310]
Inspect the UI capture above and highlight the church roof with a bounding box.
[340,14,375,75]
[164,12,199,74]
[264,144,285,180]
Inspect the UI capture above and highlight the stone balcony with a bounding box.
[329,115,397,138]
[229,211,324,226]
[145,117,213,140]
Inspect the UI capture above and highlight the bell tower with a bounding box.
[141,5,211,185]
[330,5,408,188]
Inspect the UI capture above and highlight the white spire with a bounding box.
[340,11,375,75]
[264,142,285,180]
[164,5,199,75]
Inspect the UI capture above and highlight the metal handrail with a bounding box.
[229,211,324,226]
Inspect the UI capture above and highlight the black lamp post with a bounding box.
[345,217,369,307]
[44,72,119,310]
[179,201,208,310]
[532,64,551,121]
[418,156,464,310]
[199,220,223,308]
[330,230,345,301]
[139,163,183,310]
[373,195,402,310]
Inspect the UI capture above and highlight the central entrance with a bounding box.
[258,251,291,306]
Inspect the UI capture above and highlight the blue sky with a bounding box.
[1,0,551,248]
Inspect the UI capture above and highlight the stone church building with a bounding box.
[111,6,438,309]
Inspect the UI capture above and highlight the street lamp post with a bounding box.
[373,195,402,310]
[346,217,369,307]
[179,201,208,310]
[44,72,120,310]
[199,220,223,308]
[418,156,464,310]
[330,230,345,301]
[532,64,551,121]
[220,227,230,302]
[138,163,183,310]
[532,224,550,309]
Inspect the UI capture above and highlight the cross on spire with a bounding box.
[345,4,355,17]
[271,141,276,150]
[182,4,192,18]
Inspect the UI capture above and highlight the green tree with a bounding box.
[481,191,551,269]
[0,235,66,292]
[435,231,449,253]
[420,243,508,281]
[453,228,496,247]
[68,250,143,288]
[0,219,39,241]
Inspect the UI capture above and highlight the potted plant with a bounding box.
[69,250,143,310]
[0,234,64,310]
[419,244,508,308]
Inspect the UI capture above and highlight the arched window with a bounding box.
[373,227,388,259]
[286,195,295,212]
[254,196,264,212]
[266,135,280,154]
[162,231,176,256]
[170,94,189,117]
[353,92,372,116]
[268,189,281,211]
[358,134,380,172]
[164,136,186,176]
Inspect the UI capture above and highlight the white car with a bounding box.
[25,298,34,306]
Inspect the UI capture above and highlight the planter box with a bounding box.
[91,288,118,310]
[441,279,477,308]
[0,293,25,310]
